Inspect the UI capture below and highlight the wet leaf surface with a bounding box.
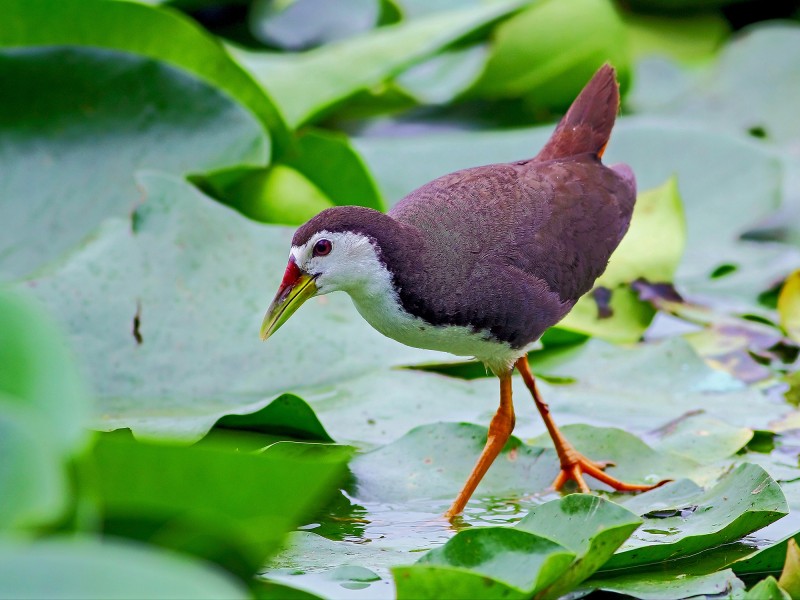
[0,537,249,599]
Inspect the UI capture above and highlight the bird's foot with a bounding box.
[551,451,667,494]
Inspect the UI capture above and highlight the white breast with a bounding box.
[346,271,530,376]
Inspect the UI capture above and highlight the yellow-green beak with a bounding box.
[260,260,317,341]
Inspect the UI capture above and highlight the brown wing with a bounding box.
[387,155,635,347]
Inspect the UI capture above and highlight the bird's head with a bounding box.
[260,206,399,341]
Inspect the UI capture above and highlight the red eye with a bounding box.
[313,239,332,257]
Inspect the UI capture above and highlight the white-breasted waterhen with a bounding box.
[260,65,662,518]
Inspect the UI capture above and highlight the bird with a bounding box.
[260,64,661,518]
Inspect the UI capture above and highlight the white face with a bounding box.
[291,230,390,296]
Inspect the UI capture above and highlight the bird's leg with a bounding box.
[444,372,515,519]
[515,355,661,493]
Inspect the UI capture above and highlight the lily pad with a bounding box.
[0,537,248,600]
[264,565,388,600]
[353,422,697,506]
[89,434,351,575]
[235,1,526,128]
[0,0,287,148]
[394,528,574,599]
[587,568,744,600]
[650,412,754,465]
[212,394,334,442]
[351,422,557,504]
[249,0,380,51]
[0,46,267,282]
[514,494,642,600]
[467,0,630,112]
[624,11,730,64]
[653,23,800,147]
[529,424,699,489]
[395,43,490,105]
[740,576,792,600]
[394,566,525,600]
[183,334,785,452]
[0,401,67,532]
[603,463,788,570]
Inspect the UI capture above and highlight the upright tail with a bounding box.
[535,64,619,162]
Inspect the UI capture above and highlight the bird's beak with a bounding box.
[260,259,317,341]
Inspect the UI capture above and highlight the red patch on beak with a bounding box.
[280,258,302,289]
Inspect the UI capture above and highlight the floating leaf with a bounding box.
[650,412,753,464]
[0,537,248,600]
[263,566,384,599]
[604,464,788,570]
[587,568,744,600]
[515,494,642,600]
[212,394,334,443]
[282,129,386,212]
[740,576,792,600]
[212,164,335,226]
[0,0,287,149]
[624,12,730,64]
[235,1,525,127]
[249,0,380,51]
[778,538,800,599]
[353,422,697,507]
[394,566,525,600]
[89,434,351,576]
[0,47,267,281]
[652,23,800,147]
[395,43,490,105]
[351,422,557,504]
[468,0,630,112]
[394,528,574,599]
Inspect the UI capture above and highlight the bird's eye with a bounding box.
[313,239,332,257]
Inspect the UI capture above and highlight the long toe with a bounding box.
[551,454,668,493]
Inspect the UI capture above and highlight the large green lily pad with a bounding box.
[515,494,642,600]
[587,568,744,600]
[0,47,267,282]
[352,422,697,506]
[0,0,287,148]
[467,0,630,112]
[394,528,574,599]
[653,23,800,148]
[605,463,788,569]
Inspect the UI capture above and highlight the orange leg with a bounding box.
[515,355,664,493]
[445,372,515,519]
